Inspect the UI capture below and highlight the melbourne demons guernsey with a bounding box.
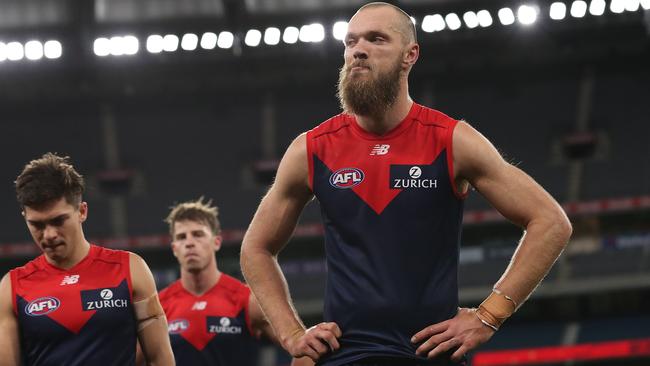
[10,244,136,366]
[159,273,259,366]
[307,103,467,365]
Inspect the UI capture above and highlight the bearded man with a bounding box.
[240,2,572,366]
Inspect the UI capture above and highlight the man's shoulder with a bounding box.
[9,255,44,281]
[307,112,351,139]
[158,280,182,302]
[91,244,131,266]
[415,104,458,128]
[218,274,250,296]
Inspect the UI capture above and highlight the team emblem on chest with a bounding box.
[25,297,60,316]
[330,168,365,189]
[390,165,439,189]
[82,287,129,311]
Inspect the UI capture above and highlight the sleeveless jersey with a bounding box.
[306,103,466,365]
[10,244,136,366]
[159,273,259,366]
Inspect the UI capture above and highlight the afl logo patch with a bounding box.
[25,297,60,316]
[330,168,364,189]
[168,319,189,334]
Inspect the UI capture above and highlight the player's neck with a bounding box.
[44,238,91,270]
[354,89,413,136]
[181,263,221,296]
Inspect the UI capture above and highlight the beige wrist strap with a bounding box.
[475,289,518,331]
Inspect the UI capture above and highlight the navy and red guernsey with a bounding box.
[10,244,136,366]
[306,103,467,365]
[159,273,259,366]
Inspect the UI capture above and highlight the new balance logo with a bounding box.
[370,144,390,156]
[60,275,80,286]
[192,301,207,310]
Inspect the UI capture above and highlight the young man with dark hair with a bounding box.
[241,2,572,365]
[156,197,298,365]
[0,153,174,365]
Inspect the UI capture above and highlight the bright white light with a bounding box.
[571,1,588,17]
[200,32,217,50]
[641,0,650,10]
[0,42,7,62]
[589,0,606,15]
[299,23,325,43]
[181,33,198,51]
[477,10,493,27]
[6,42,24,61]
[610,0,626,13]
[264,27,281,45]
[518,5,538,25]
[283,27,299,44]
[245,29,262,47]
[146,35,164,53]
[25,40,43,60]
[445,13,462,30]
[43,40,62,59]
[463,11,480,29]
[217,31,234,49]
[550,2,567,19]
[422,14,446,32]
[94,37,110,57]
[162,34,179,52]
[122,35,139,55]
[332,21,348,41]
[498,8,516,25]
[624,0,640,11]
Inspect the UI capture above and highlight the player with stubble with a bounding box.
[0,153,174,366]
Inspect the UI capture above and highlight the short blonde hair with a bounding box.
[165,197,221,236]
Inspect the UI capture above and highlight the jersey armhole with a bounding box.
[125,252,134,301]
[305,131,315,192]
[446,119,469,200]
[9,270,17,316]
[243,288,256,337]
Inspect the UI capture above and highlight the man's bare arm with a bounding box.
[130,253,175,366]
[413,121,572,360]
[0,274,20,366]
[241,133,341,362]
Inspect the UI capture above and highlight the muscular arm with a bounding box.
[130,253,175,366]
[0,274,20,366]
[412,121,572,360]
[241,134,341,361]
[453,121,572,304]
[248,293,277,342]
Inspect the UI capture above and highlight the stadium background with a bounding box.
[1,0,649,365]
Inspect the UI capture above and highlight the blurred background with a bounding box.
[1,0,649,365]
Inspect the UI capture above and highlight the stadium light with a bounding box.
[6,42,24,61]
[283,27,299,44]
[264,27,281,45]
[181,33,198,51]
[245,29,262,47]
[0,42,7,62]
[610,0,625,13]
[589,0,607,15]
[123,35,139,55]
[146,35,164,53]
[200,32,217,50]
[43,40,62,59]
[299,23,325,43]
[550,2,567,20]
[24,40,44,61]
[463,11,480,29]
[445,13,462,31]
[477,10,493,27]
[625,0,640,11]
[162,34,179,52]
[94,37,110,57]
[422,14,446,32]
[498,8,516,25]
[518,5,538,25]
[217,31,234,49]
[332,21,348,41]
[571,1,588,17]
[642,0,650,10]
